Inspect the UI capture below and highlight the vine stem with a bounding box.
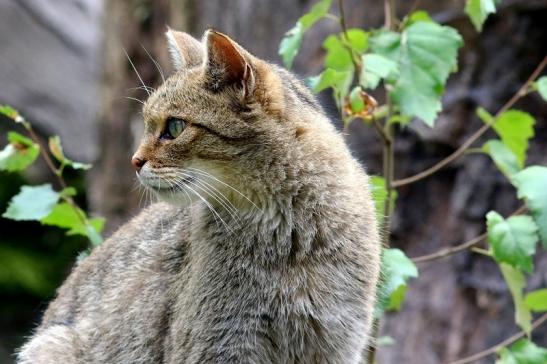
[22,120,89,226]
[448,313,547,364]
[337,0,361,74]
[392,55,547,188]
[411,205,526,263]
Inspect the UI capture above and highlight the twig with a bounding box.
[337,0,361,74]
[448,313,547,364]
[411,205,526,263]
[22,121,89,227]
[392,55,547,188]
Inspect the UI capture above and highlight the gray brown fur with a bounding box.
[17,29,381,364]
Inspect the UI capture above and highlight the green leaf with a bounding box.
[476,106,496,124]
[371,22,463,126]
[86,224,104,247]
[48,135,91,170]
[499,263,532,335]
[360,53,399,89]
[323,34,354,71]
[0,131,39,172]
[496,339,547,364]
[0,105,20,120]
[405,11,433,25]
[41,202,105,237]
[278,0,332,68]
[483,140,521,178]
[524,289,547,312]
[535,76,547,101]
[513,166,547,245]
[2,184,60,221]
[465,0,499,32]
[344,28,369,53]
[377,248,418,313]
[486,211,538,273]
[370,176,397,221]
[307,68,352,93]
[298,0,332,30]
[491,110,535,168]
[279,24,303,69]
[349,87,365,113]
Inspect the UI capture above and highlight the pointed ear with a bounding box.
[165,27,203,70]
[203,30,255,97]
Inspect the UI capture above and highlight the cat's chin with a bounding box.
[154,189,196,207]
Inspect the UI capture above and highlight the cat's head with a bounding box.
[133,29,322,207]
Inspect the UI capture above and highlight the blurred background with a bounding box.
[0,0,546,363]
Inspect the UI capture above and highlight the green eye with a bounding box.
[162,117,186,139]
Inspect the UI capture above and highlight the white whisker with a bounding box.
[123,47,151,96]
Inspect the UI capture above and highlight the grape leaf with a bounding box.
[535,76,547,101]
[499,263,532,335]
[486,211,538,273]
[371,22,463,126]
[497,339,547,364]
[278,0,332,68]
[483,140,521,178]
[360,53,399,89]
[512,166,547,245]
[377,248,418,314]
[465,0,499,32]
[48,135,91,170]
[2,184,60,221]
[524,289,547,312]
[0,131,39,172]
[491,110,535,168]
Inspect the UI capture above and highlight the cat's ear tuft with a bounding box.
[165,27,203,70]
[203,29,255,97]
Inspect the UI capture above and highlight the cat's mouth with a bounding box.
[138,172,195,193]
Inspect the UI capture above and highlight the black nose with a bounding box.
[131,157,146,172]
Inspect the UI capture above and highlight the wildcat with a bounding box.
[17,29,381,364]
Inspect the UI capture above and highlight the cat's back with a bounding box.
[37,202,190,363]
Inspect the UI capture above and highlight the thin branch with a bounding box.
[392,55,547,188]
[337,0,361,74]
[448,313,547,364]
[22,121,89,227]
[411,205,526,264]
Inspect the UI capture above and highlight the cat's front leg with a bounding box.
[17,324,83,364]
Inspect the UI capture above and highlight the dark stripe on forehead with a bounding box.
[191,122,255,142]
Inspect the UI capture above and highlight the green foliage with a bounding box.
[308,68,351,93]
[465,0,499,32]
[486,211,538,273]
[377,248,418,313]
[499,263,532,335]
[49,135,91,171]
[360,53,398,89]
[371,21,463,126]
[524,289,547,312]
[370,176,397,220]
[512,166,547,245]
[278,0,332,68]
[482,140,520,177]
[1,105,103,250]
[2,184,60,221]
[42,203,104,239]
[282,1,547,360]
[496,339,547,364]
[0,132,39,172]
[492,110,535,168]
[535,76,547,101]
